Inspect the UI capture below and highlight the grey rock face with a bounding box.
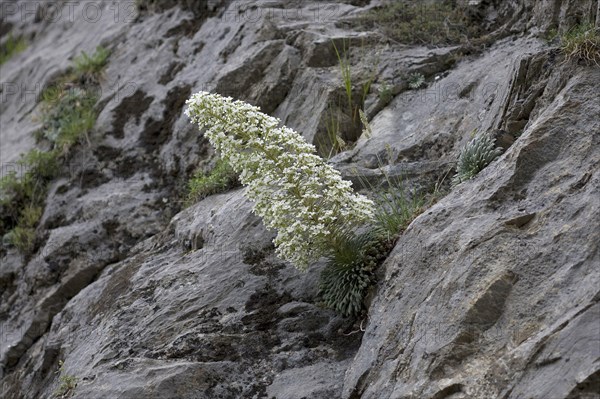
[1,0,599,398]
[5,191,358,398]
[342,66,600,398]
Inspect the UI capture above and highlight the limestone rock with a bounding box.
[1,1,598,398]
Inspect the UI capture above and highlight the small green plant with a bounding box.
[8,204,43,253]
[372,179,424,240]
[187,158,238,204]
[0,34,27,66]
[20,149,61,179]
[452,132,502,186]
[407,72,425,89]
[355,159,425,239]
[333,40,354,119]
[560,23,600,66]
[378,82,393,104]
[72,46,109,82]
[319,157,426,317]
[0,150,59,254]
[319,227,390,317]
[7,226,36,254]
[54,360,78,398]
[318,106,347,159]
[40,87,98,152]
[322,39,380,158]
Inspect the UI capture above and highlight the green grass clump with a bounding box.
[7,226,37,254]
[355,156,425,239]
[0,34,27,66]
[452,132,501,186]
[319,227,392,317]
[72,46,109,83]
[0,150,60,253]
[186,158,238,205]
[37,47,108,152]
[319,163,426,317]
[333,40,354,116]
[560,23,600,66]
[7,205,43,253]
[19,149,61,179]
[371,179,424,240]
[318,106,346,159]
[320,39,378,158]
[54,360,78,398]
[407,72,425,89]
[40,88,97,152]
[355,1,481,46]
[1,48,108,255]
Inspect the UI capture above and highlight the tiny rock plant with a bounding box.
[186,158,238,205]
[407,72,425,89]
[319,165,427,317]
[72,45,109,83]
[185,92,375,270]
[319,226,391,317]
[54,360,78,398]
[560,23,600,66]
[0,34,27,66]
[40,87,97,153]
[452,132,502,186]
[378,82,393,104]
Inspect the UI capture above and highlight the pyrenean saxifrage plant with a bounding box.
[185,92,374,270]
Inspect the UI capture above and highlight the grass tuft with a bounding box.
[452,132,501,186]
[1,47,108,255]
[407,72,425,89]
[333,40,354,121]
[560,23,600,66]
[72,46,110,83]
[319,159,427,318]
[6,205,43,253]
[54,360,78,398]
[318,106,346,159]
[0,34,27,66]
[41,88,98,153]
[0,150,60,253]
[372,180,424,240]
[355,158,425,239]
[319,227,392,317]
[186,158,238,205]
[321,39,379,158]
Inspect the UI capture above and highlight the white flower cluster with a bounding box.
[185,91,375,270]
